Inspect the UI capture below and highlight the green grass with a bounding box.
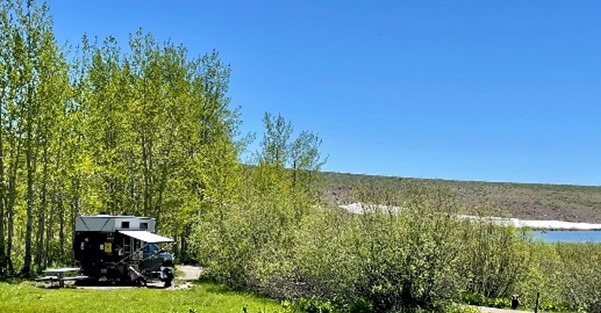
[0,280,282,313]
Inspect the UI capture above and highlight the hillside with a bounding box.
[322,171,601,223]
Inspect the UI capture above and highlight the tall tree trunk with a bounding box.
[35,140,49,270]
[180,231,186,262]
[179,223,192,263]
[6,172,16,275]
[23,130,35,276]
[58,194,65,263]
[70,177,80,265]
[6,207,13,275]
[142,133,151,216]
[6,133,22,275]
[45,199,52,268]
[22,0,36,277]
[0,113,5,274]
[52,145,63,265]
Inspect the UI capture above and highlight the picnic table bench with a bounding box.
[35,267,87,288]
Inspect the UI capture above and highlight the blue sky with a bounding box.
[50,1,601,185]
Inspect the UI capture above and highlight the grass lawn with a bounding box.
[0,280,282,313]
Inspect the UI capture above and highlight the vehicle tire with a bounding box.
[163,272,174,288]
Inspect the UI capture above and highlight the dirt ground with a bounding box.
[177,265,202,281]
[67,265,202,290]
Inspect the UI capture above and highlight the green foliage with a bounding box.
[278,297,373,313]
[537,300,572,313]
[293,297,336,313]
[506,243,601,313]
[556,243,601,313]
[195,168,601,313]
[460,293,507,309]
[0,0,241,273]
[343,194,467,311]
[460,218,532,299]
[349,298,374,313]
[195,177,544,312]
[190,112,327,297]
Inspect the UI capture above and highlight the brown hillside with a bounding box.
[322,172,601,223]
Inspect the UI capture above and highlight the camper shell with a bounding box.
[73,214,174,284]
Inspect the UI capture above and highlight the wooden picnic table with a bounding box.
[37,267,85,288]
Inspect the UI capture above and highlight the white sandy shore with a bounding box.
[339,202,401,214]
[339,202,601,230]
[462,216,601,230]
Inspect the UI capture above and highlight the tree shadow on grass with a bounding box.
[0,277,29,285]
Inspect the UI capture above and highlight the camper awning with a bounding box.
[118,231,174,244]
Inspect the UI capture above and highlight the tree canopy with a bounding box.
[0,0,326,276]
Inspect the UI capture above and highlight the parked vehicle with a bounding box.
[73,214,175,287]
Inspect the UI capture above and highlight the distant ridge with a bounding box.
[321,171,601,223]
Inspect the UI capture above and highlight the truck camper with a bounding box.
[73,214,175,287]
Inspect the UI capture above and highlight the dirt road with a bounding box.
[177,265,202,281]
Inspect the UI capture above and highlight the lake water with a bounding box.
[533,230,601,243]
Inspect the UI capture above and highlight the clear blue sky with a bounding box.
[50,1,601,185]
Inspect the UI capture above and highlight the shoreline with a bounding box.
[460,215,601,230]
[340,203,601,230]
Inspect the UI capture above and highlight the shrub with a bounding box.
[193,179,599,313]
[293,297,336,313]
[349,298,374,313]
[556,243,601,313]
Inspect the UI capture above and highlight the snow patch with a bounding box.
[339,202,402,214]
[339,202,601,230]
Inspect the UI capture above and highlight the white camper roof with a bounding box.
[118,230,174,244]
[76,215,156,232]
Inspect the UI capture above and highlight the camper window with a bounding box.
[143,243,158,256]
[121,221,130,229]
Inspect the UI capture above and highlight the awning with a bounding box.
[118,230,174,244]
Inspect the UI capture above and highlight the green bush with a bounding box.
[434,303,481,313]
[191,173,601,313]
[293,297,336,313]
[556,243,601,313]
[345,199,469,311]
[515,242,601,312]
[461,292,512,309]
[458,211,533,300]
[349,298,374,313]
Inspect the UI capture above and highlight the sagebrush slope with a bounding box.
[323,171,601,222]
